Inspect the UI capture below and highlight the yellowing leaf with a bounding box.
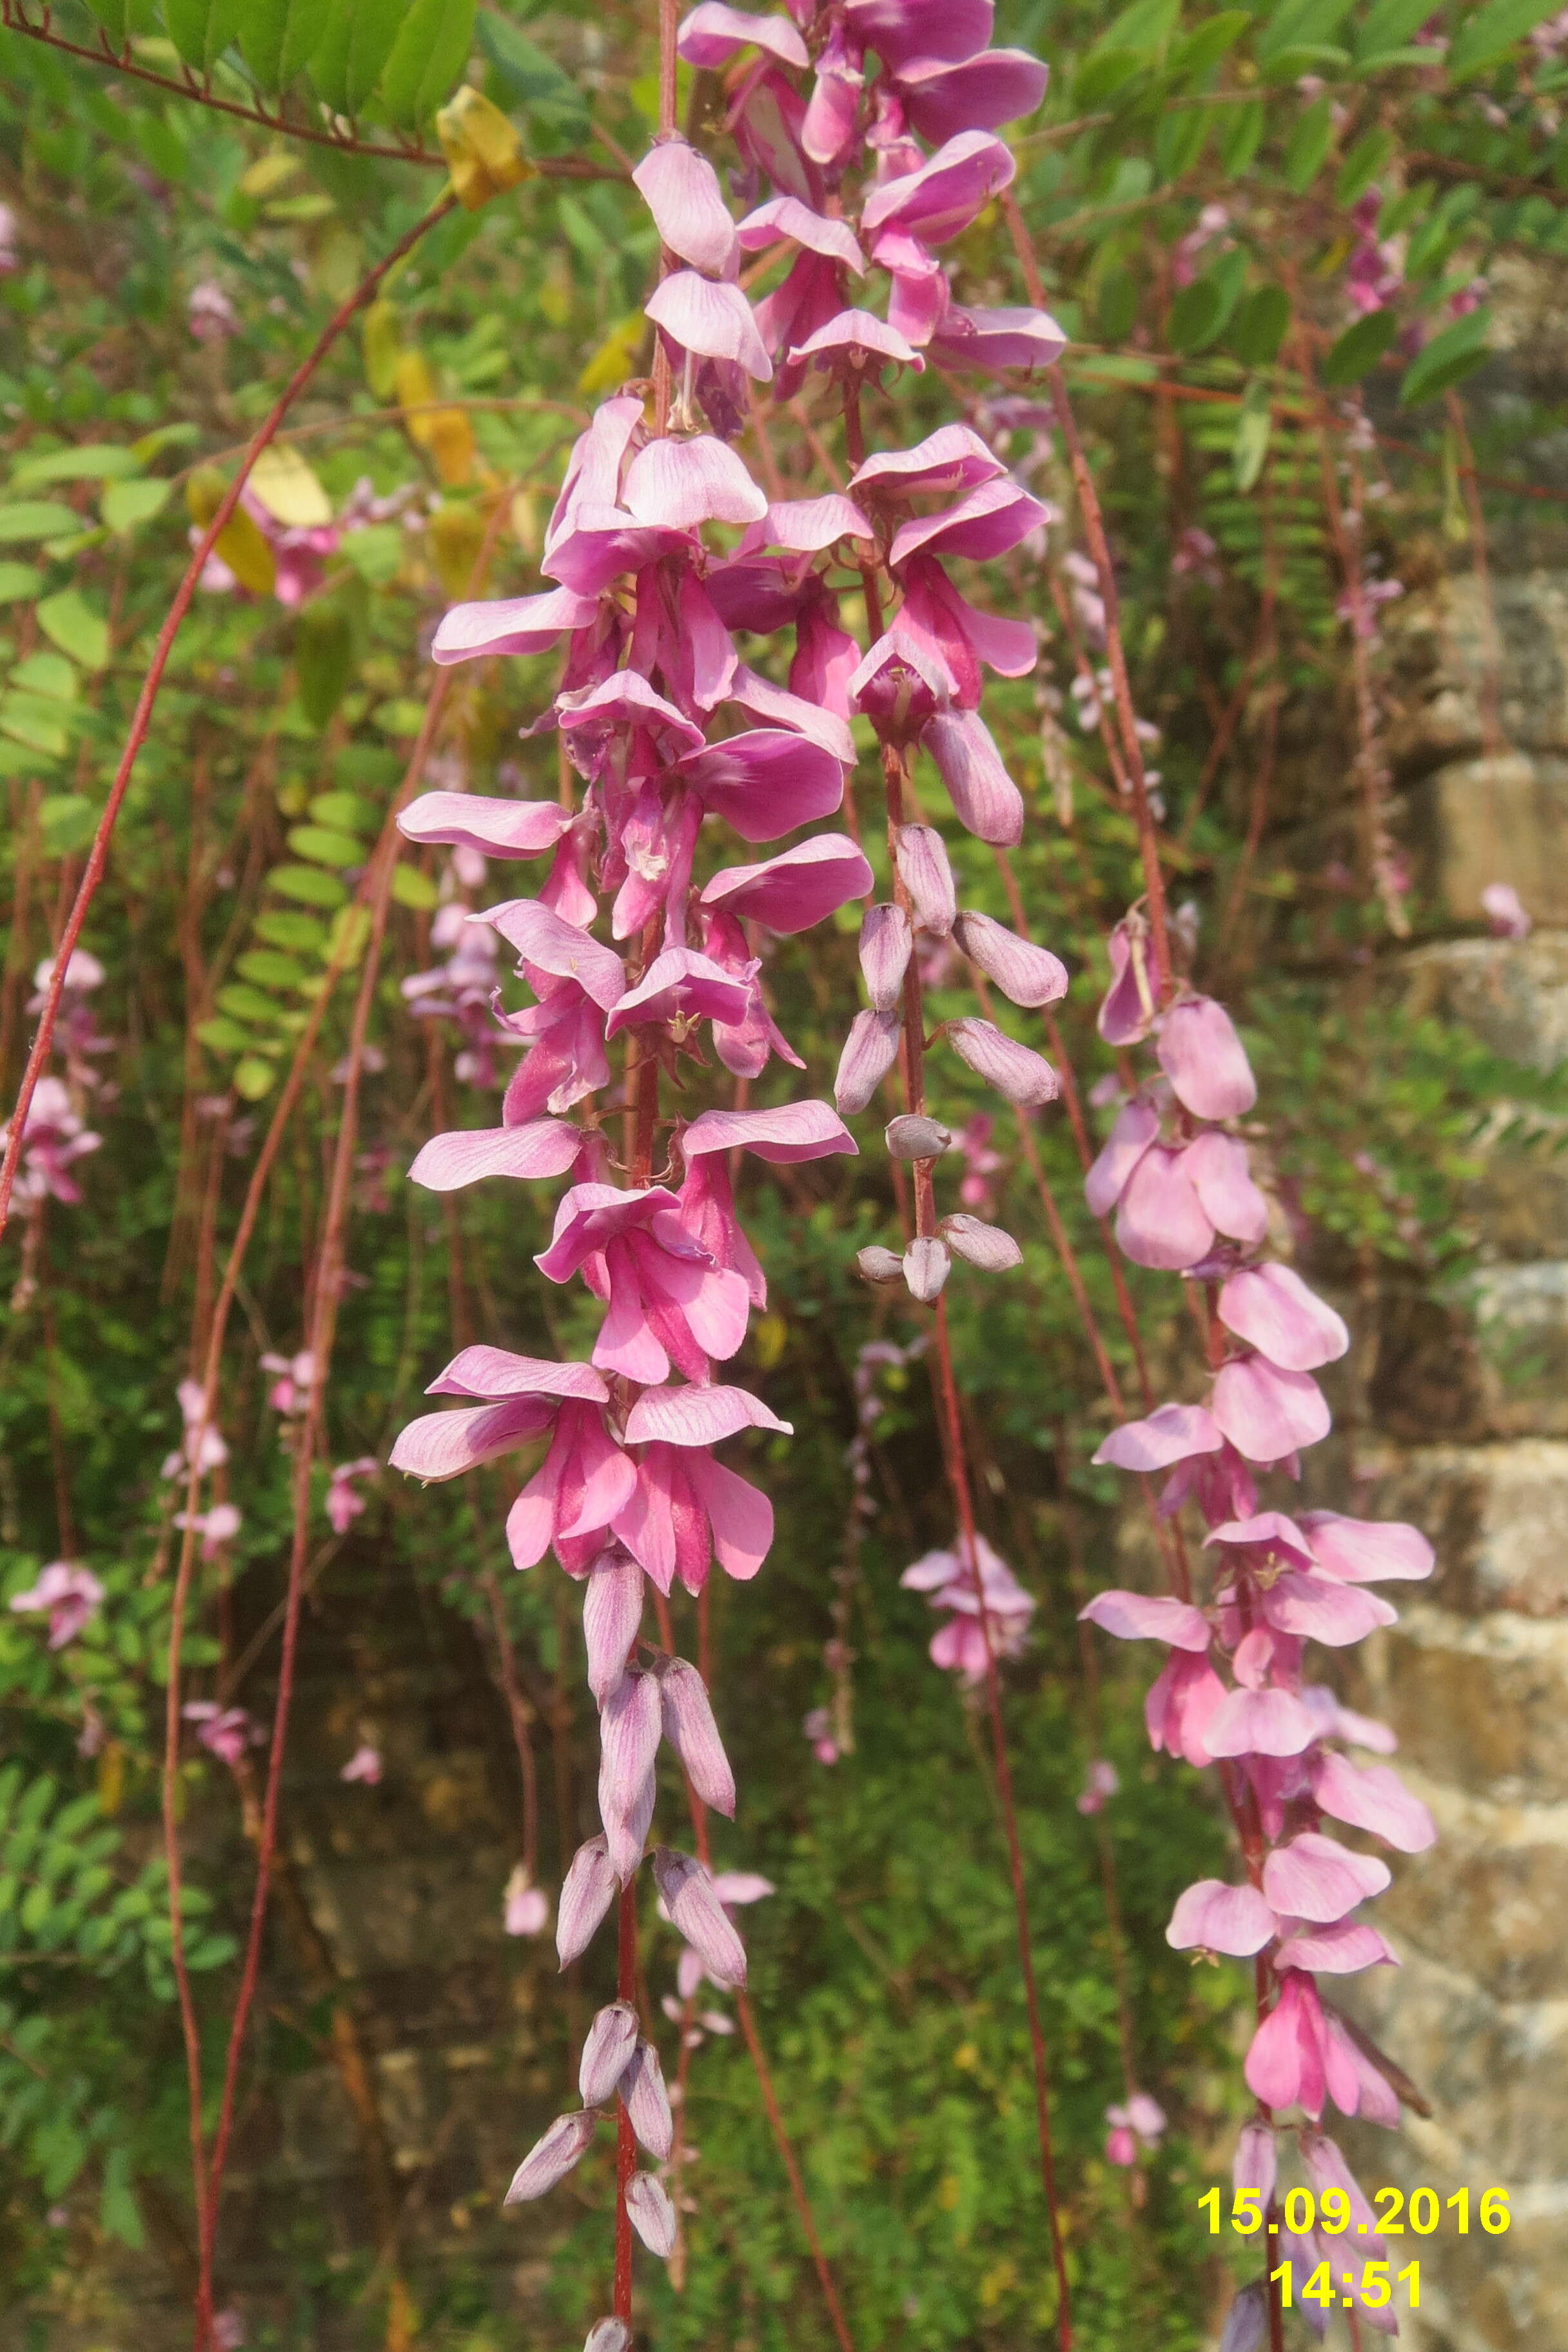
[248,445,333,529]
[435,84,536,211]
[395,350,475,487]
[362,299,402,400]
[429,500,486,596]
[579,313,647,396]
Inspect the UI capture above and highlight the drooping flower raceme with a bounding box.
[1080,936,1437,2311]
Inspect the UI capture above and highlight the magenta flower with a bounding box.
[0,1075,101,1206]
[183,1702,264,1768]
[1104,2091,1165,2168]
[10,1562,104,1649]
[902,1534,1034,1680]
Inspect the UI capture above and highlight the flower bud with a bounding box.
[598,1667,662,1881]
[556,1834,617,1966]
[903,1235,951,1301]
[894,824,956,935]
[923,707,1025,846]
[585,2324,630,2352]
[856,1244,905,1284]
[945,1017,1059,1106]
[504,2109,600,2204]
[625,2170,678,2258]
[621,2036,674,2159]
[579,2001,638,2105]
[1218,2284,1266,2352]
[952,910,1068,1008]
[583,1546,643,1705]
[941,1213,1023,1271]
[859,903,912,1010]
[653,1848,747,1988]
[886,1113,951,1159]
[656,1656,736,1818]
[835,1008,902,1115]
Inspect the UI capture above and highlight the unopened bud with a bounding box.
[903,1235,951,1301]
[859,903,912,1010]
[856,1244,905,1284]
[894,824,956,936]
[941,1213,1023,1271]
[886,1113,951,1160]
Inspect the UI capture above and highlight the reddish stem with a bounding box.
[0,192,458,1251]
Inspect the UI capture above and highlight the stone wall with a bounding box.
[1327,550,1568,2351]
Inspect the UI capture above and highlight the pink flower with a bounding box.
[802,1705,840,1765]
[340,1743,382,1785]
[173,1502,242,1561]
[1076,1758,1119,1815]
[183,1702,264,1768]
[326,1456,377,1535]
[189,280,238,342]
[9,1562,104,1649]
[504,1864,551,1936]
[1481,881,1531,939]
[902,1534,1034,1680]
[261,1349,316,1416]
[0,1075,101,1206]
[1104,2092,1165,2165]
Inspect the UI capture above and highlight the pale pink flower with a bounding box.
[9,1562,104,1649]
[340,1743,382,1785]
[504,1864,551,1936]
[184,1702,264,1767]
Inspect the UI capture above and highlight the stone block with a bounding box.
[1402,756,1568,925]
[1382,565,1568,772]
[1344,1605,1568,1798]
[1469,1263,1568,1435]
[1377,1800,1568,2003]
[1398,934,1568,1071]
[1358,1442,1568,1618]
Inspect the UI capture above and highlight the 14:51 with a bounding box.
[1269,2260,1420,2311]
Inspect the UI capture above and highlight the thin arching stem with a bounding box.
[0,193,460,1250]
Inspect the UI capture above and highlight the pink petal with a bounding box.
[389,1398,553,1480]
[859,903,912,1010]
[505,2110,600,2203]
[656,1656,736,1816]
[1084,1098,1159,1217]
[850,423,1004,500]
[1166,1877,1277,1956]
[535,1182,676,1282]
[605,947,751,1038]
[687,1451,774,1580]
[427,1349,609,1403]
[677,1,808,68]
[646,271,774,380]
[1275,1919,1398,1974]
[579,1999,639,2102]
[921,709,1025,845]
[844,0,994,68]
[931,302,1066,372]
[1310,1752,1436,1854]
[1263,1570,1398,1647]
[480,900,627,1010]
[1097,917,1155,1045]
[894,823,956,934]
[1115,1144,1214,1270]
[788,309,924,373]
[1219,1264,1349,1373]
[1157,995,1257,1121]
[1210,1357,1330,1463]
[1299,1511,1435,1584]
[736,195,865,270]
[726,660,855,762]
[678,727,845,841]
[622,435,767,531]
[625,1384,792,1447]
[1184,1130,1270,1245]
[1243,1972,1324,2114]
[1205,1686,1320,1759]
[861,130,1016,246]
[749,494,872,551]
[398,792,576,859]
[700,836,872,933]
[681,1099,856,1165]
[945,1016,1058,1106]
[1204,1509,1315,1565]
[1078,1589,1211,1651]
[557,669,707,752]
[431,586,597,664]
[890,478,1048,569]
[583,1551,646,1704]
[1092,1401,1224,1471]
[951,909,1066,1006]
[631,139,740,277]
[1262,1833,1391,1923]
[1233,2120,1277,2202]
[556,1832,617,1965]
[897,47,1049,141]
[408,1119,583,1192]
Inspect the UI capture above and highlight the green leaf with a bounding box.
[239,0,327,90]
[288,822,364,867]
[1167,10,1251,79]
[10,445,141,489]
[237,948,307,986]
[1233,379,1273,491]
[270,863,349,908]
[341,521,404,585]
[1154,99,1210,181]
[0,502,79,544]
[1168,275,1222,354]
[391,861,438,909]
[294,608,355,731]
[1449,0,1563,77]
[254,908,328,952]
[309,789,375,833]
[36,591,110,671]
[475,12,586,120]
[1335,126,1394,206]
[101,477,171,533]
[37,796,94,852]
[1355,0,1441,57]
[1217,97,1266,175]
[1321,304,1399,384]
[378,0,476,125]
[1398,306,1491,404]
[1257,0,1353,66]
[100,2147,145,2250]
[197,1015,253,1054]
[215,982,279,1024]
[1230,283,1292,365]
[1283,94,1335,192]
[1,702,70,758]
[79,0,133,41]
[1086,0,1181,55]
[233,1054,279,1098]
[0,562,43,601]
[161,0,245,72]
[308,0,407,115]
[12,651,77,701]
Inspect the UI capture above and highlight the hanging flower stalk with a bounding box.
[1081,936,1438,2346]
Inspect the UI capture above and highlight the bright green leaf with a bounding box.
[254,908,328,952]
[36,591,110,671]
[308,0,407,116]
[1449,0,1563,78]
[1233,379,1273,491]
[1283,95,1335,192]
[102,477,172,533]
[37,797,94,852]
[1398,306,1491,404]
[288,823,364,867]
[0,502,79,544]
[239,0,327,90]
[378,0,477,125]
[391,860,438,909]
[309,790,375,833]
[270,863,349,908]
[10,445,141,490]
[161,0,246,72]
[1321,305,1399,384]
[233,1054,280,1098]
[0,562,43,602]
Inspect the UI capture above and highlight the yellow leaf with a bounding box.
[395,350,475,487]
[429,500,486,597]
[239,149,300,199]
[186,468,276,595]
[97,1743,126,1818]
[579,312,648,396]
[435,85,536,212]
[363,299,402,401]
[248,444,332,529]
[510,487,540,554]
[753,1312,788,1370]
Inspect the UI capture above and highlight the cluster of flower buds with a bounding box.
[1079,911,1437,2319]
